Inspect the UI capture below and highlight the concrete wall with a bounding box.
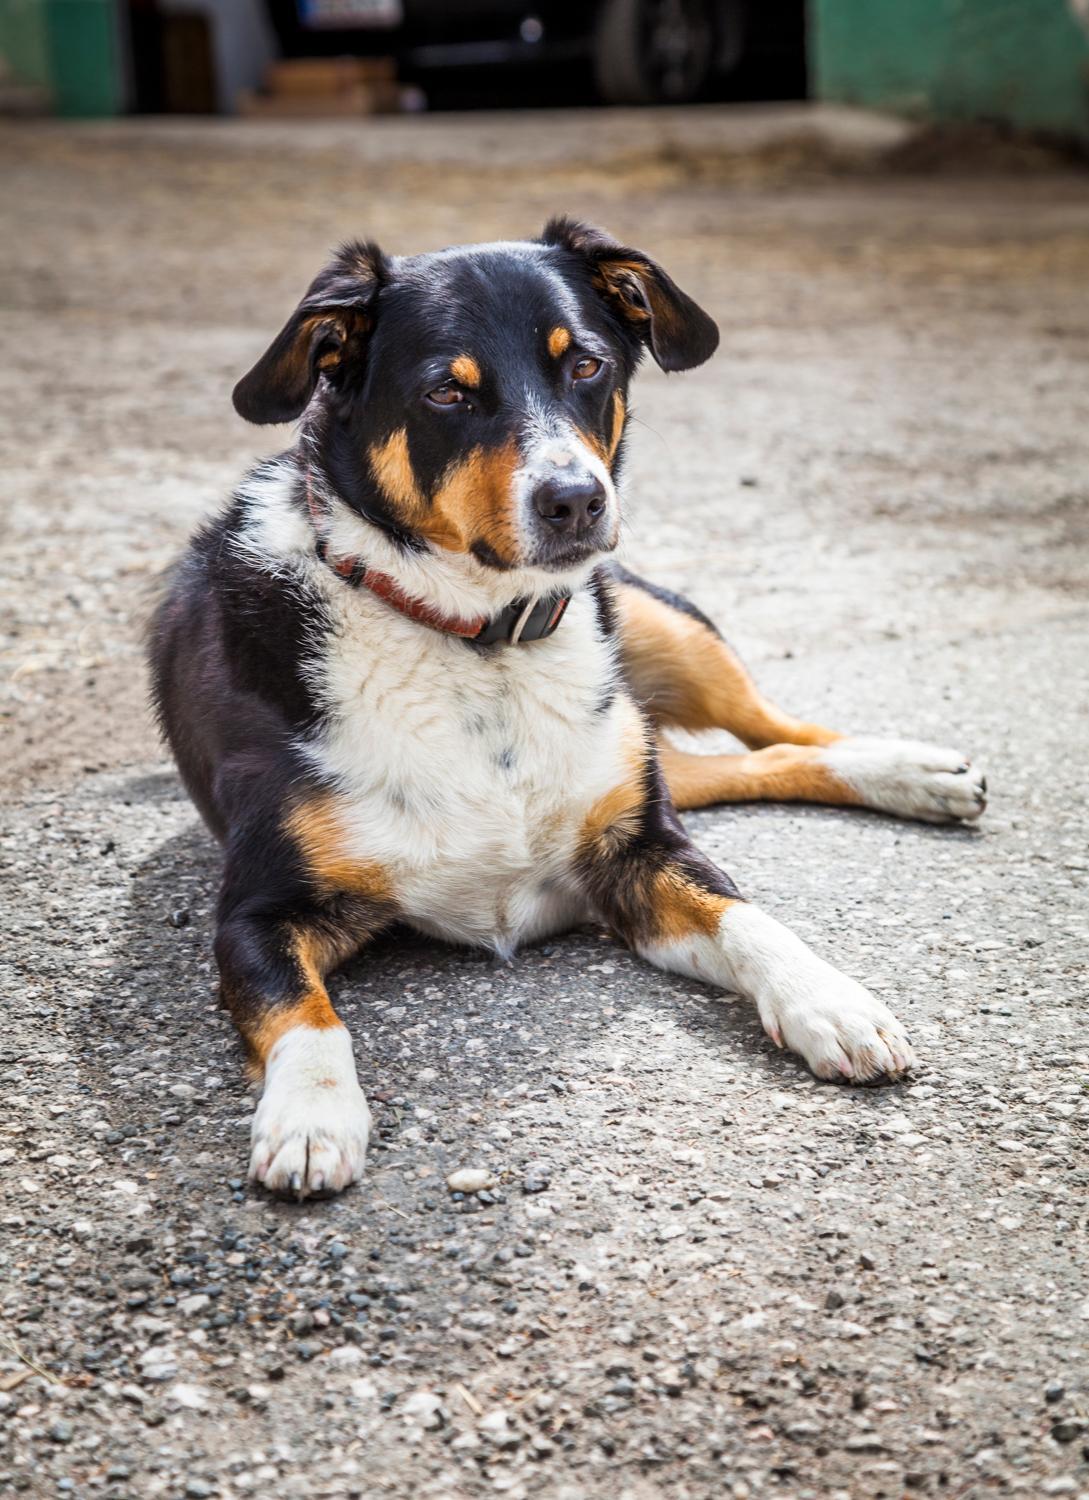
[811,0,1089,143]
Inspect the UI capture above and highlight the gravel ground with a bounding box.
[1,110,1088,1500]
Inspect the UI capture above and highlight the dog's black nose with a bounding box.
[533,474,607,533]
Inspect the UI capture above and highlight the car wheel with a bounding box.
[594,0,720,105]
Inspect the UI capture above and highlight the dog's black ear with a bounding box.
[540,216,718,373]
[232,241,387,425]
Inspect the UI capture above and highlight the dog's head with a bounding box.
[233,218,718,579]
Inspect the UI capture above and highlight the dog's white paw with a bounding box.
[761,969,915,1083]
[759,966,924,1086]
[824,737,987,823]
[249,1025,371,1199]
[717,905,916,1085]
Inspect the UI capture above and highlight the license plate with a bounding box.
[298,0,403,29]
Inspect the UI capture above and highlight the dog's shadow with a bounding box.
[78,767,931,1228]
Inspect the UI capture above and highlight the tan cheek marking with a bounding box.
[427,440,521,561]
[370,429,522,561]
[548,326,571,358]
[574,391,626,473]
[286,798,394,903]
[369,428,426,526]
[450,354,481,387]
[578,427,608,465]
[609,392,626,460]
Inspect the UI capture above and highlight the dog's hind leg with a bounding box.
[614,567,987,823]
[613,566,841,749]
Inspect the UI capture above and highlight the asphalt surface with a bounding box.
[1,110,1087,1500]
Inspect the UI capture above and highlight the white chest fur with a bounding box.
[305,578,627,952]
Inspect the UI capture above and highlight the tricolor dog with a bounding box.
[150,219,986,1199]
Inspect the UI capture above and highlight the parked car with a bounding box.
[264,0,805,107]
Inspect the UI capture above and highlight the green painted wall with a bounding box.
[0,0,123,115]
[812,0,1089,142]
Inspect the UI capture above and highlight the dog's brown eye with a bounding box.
[573,357,602,381]
[427,383,465,406]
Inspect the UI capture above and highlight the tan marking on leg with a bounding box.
[617,581,842,748]
[547,326,572,358]
[578,700,651,857]
[647,867,737,944]
[450,354,481,388]
[658,739,864,813]
[286,797,393,902]
[245,989,343,1074]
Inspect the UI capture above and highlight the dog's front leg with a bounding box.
[215,896,383,1199]
[578,772,915,1083]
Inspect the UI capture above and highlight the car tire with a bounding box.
[594,0,726,105]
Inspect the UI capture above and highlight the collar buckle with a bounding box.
[472,593,570,647]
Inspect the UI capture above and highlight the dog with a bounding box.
[149,217,986,1199]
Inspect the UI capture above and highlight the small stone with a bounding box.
[178,1293,211,1318]
[402,1390,444,1429]
[1051,1417,1085,1443]
[858,1252,877,1271]
[137,1348,178,1382]
[48,1421,74,1444]
[168,1382,211,1410]
[446,1168,493,1195]
[168,909,191,928]
[825,1290,845,1311]
[479,1408,519,1448]
[1044,1380,1065,1404]
[185,1483,213,1499]
[844,1434,886,1454]
[522,1175,550,1195]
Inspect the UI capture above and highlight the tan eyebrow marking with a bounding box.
[548,326,572,358]
[450,354,481,387]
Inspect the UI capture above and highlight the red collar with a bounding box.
[303,468,570,647]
